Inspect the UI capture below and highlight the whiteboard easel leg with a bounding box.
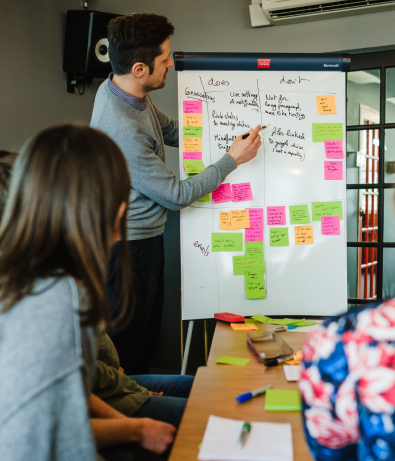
[181,320,194,375]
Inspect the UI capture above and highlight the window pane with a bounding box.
[384,188,395,242]
[347,188,379,242]
[347,69,380,126]
[386,67,395,123]
[385,128,395,183]
[347,246,378,300]
[346,129,380,184]
[383,248,395,298]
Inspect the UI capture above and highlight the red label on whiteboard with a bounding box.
[258,59,271,68]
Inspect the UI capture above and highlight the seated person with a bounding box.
[299,300,395,461]
[94,326,194,429]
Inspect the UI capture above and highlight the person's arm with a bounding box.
[152,102,179,148]
[298,323,359,460]
[89,394,175,454]
[118,125,261,211]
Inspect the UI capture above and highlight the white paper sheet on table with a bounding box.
[198,415,293,461]
[283,365,302,382]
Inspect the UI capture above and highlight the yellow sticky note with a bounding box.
[219,212,239,231]
[183,113,203,127]
[230,210,250,229]
[183,137,202,152]
[316,95,336,115]
[230,323,258,331]
[294,226,314,245]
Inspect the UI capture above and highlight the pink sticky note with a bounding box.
[232,183,253,202]
[321,216,341,235]
[245,208,264,241]
[212,183,232,204]
[324,161,343,180]
[267,206,286,226]
[183,152,202,160]
[324,140,344,159]
[183,100,202,113]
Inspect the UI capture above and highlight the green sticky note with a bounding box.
[244,270,266,289]
[289,204,310,224]
[245,318,260,324]
[216,356,250,366]
[245,241,264,257]
[312,201,343,221]
[184,159,204,174]
[251,314,272,323]
[296,320,318,326]
[183,126,203,138]
[245,271,266,299]
[198,194,210,202]
[269,228,289,247]
[212,233,243,252]
[233,255,265,275]
[264,389,302,411]
[312,123,343,142]
[273,318,305,326]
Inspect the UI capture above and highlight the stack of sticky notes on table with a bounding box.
[264,389,302,412]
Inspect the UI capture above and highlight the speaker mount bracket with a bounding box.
[66,73,93,94]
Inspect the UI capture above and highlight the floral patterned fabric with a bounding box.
[299,300,395,461]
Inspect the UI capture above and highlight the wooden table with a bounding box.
[169,322,313,461]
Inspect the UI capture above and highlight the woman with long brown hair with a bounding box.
[0,125,175,460]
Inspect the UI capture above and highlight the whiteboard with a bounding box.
[178,70,347,320]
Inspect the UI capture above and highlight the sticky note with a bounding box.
[183,137,202,152]
[232,182,253,202]
[212,233,243,252]
[270,228,289,247]
[183,126,203,138]
[233,255,265,275]
[245,271,266,299]
[230,210,250,229]
[245,241,264,257]
[324,161,343,180]
[324,140,343,159]
[289,205,310,225]
[267,206,286,226]
[212,183,232,204]
[216,356,250,366]
[294,226,314,245]
[312,123,343,142]
[184,159,204,174]
[183,100,202,113]
[321,216,340,235]
[316,95,336,115]
[245,208,264,242]
[264,389,302,411]
[284,365,302,382]
[230,323,258,331]
[183,113,203,127]
[219,212,239,231]
[296,320,318,326]
[183,152,202,161]
[198,194,210,202]
[312,201,343,221]
[251,314,273,324]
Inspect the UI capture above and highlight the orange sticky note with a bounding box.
[230,323,258,331]
[316,95,336,115]
[183,137,202,152]
[295,226,314,245]
[183,113,203,127]
[230,210,250,229]
[219,212,239,231]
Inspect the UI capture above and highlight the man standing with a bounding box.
[91,13,261,374]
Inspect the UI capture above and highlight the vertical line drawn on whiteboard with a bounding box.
[199,76,212,166]
[256,78,267,296]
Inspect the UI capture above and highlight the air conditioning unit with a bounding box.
[249,0,395,26]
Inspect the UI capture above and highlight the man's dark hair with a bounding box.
[108,13,174,75]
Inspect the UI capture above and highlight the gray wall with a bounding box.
[2,0,395,371]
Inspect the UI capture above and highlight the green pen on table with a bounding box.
[236,421,251,449]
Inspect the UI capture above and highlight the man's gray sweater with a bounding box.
[91,80,237,240]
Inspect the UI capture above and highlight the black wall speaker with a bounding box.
[63,10,122,93]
